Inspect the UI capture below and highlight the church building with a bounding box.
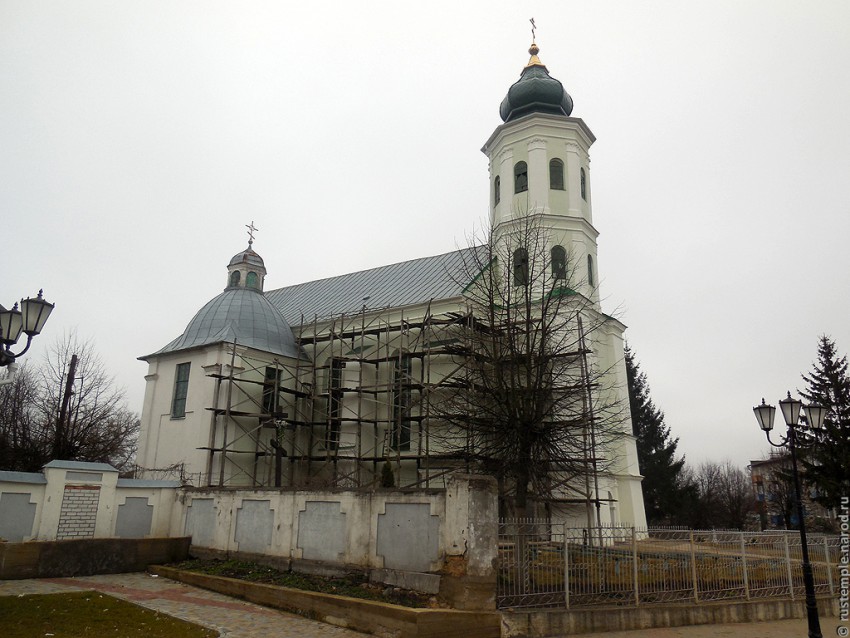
[135,42,648,528]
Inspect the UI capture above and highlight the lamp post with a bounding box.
[0,290,55,368]
[753,392,827,638]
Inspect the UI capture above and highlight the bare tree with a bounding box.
[433,211,627,518]
[0,364,46,471]
[685,460,753,529]
[0,332,139,472]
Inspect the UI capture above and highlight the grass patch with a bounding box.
[0,591,218,638]
[169,558,438,608]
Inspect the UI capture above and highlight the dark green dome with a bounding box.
[499,44,573,123]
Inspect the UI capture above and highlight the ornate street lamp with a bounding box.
[0,290,54,368]
[753,392,827,638]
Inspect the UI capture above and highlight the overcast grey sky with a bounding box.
[3,1,849,470]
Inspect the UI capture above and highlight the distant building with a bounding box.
[749,454,832,530]
[134,42,648,529]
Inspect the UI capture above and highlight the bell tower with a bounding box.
[482,41,600,304]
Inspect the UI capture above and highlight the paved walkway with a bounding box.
[0,572,368,637]
[0,573,845,637]
[578,616,846,638]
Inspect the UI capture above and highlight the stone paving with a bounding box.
[0,572,368,637]
[578,616,847,638]
[0,573,845,637]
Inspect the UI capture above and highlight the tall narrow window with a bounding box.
[549,159,565,190]
[494,176,501,205]
[229,271,241,287]
[246,271,259,289]
[587,254,595,287]
[514,161,528,193]
[327,359,344,450]
[171,362,191,418]
[513,248,529,286]
[551,245,567,280]
[391,353,411,451]
[262,366,282,415]
[580,168,587,201]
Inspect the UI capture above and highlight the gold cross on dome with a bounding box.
[246,221,259,246]
[530,17,537,43]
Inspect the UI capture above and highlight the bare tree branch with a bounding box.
[430,209,628,516]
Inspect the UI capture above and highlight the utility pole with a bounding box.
[55,354,77,460]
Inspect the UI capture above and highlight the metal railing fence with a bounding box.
[496,520,841,610]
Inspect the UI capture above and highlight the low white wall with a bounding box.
[175,474,498,576]
[0,461,180,542]
[0,465,498,585]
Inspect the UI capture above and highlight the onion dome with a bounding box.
[499,43,573,123]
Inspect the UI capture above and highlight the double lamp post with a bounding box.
[0,290,54,370]
[753,392,827,638]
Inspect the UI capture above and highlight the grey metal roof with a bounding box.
[117,478,182,488]
[229,245,265,268]
[147,288,301,360]
[0,470,47,484]
[266,246,485,325]
[43,460,119,472]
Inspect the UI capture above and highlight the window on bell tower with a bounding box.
[246,271,259,290]
[513,248,529,285]
[551,245,567,280]
[514,161,528,193]
[494,176,501,205]
[587,254,595,287]
[580,168,587,201]
[229,271,241,287]
[549,159,564,190]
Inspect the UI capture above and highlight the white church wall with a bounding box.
[138,348,218,478]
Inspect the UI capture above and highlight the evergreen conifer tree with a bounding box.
[625,344,688,524]
[799,335,850,509]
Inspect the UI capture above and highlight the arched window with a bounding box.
[513,248,529,286]
[262,366,282,415]
[391,353,412,450]
[514,161,528,193]
[229,270,241,287]
[580,168,587,201]
[551,245,567,280]
[587,254,595,287]
[494,176,501,205]
[549,158,565,190]
[327,358,344,450]
[246,271,259,289]
[171,362,190,418]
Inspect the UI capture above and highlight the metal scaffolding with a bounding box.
[199,304,605,519]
